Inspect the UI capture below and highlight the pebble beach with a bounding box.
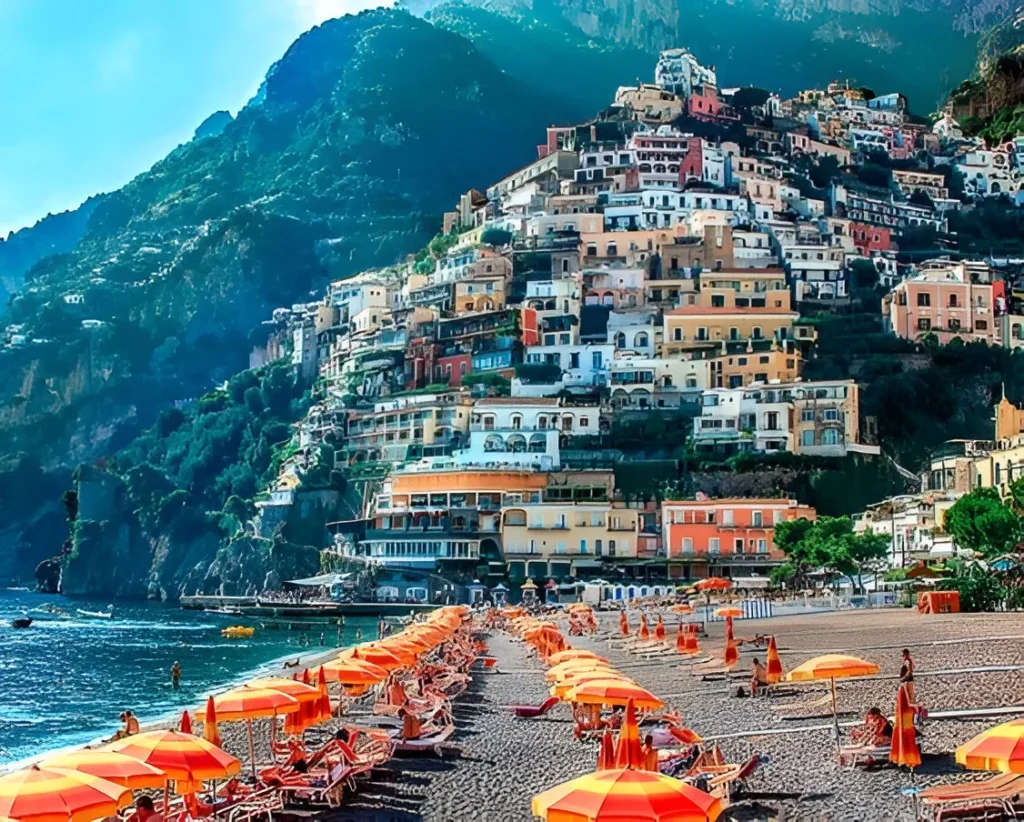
[116,607,1024,821]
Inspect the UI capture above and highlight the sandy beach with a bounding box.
[258,607,1024,821]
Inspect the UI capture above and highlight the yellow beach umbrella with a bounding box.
[956,719,1024,772]
[567,680,664,711]
[0,766,132,822]
[552,671,633,699]
[547,649,608,667]
[321,657,390,686]
[547,662,616,683]
[105,730,240,788]
[714,606,743,618]
[41,751,166,790]
[532,768,722,821]
[786,654,880,742]
[205,687,299,778]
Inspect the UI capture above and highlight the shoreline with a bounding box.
[0,638,350,775]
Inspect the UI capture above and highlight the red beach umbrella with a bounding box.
[597,730,616,771]
[685,626,699,655]
[676,623,686,654]
[638,615,650,640]
[619,611,629,637]
[724,637,739,670]
[890,684,922,769]
[614,699,644,770]
[201,696,220,748]
[765,636,783,684]
[179,710,193,735]
[654,616,666,641]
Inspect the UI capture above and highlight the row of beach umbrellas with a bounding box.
[0,606,469,822]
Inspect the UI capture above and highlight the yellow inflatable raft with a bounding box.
[221,625,255,639]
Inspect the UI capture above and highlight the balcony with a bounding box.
[528,523,569,530]
[607,524,637,532]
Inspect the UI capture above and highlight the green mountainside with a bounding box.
[0,9,578,585]
[425,0,983,112]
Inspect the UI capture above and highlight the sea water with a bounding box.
[0,590,373,764]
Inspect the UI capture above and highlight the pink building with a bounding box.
[850,222,893,254]
[687,85,739,124]
[884,262,999,345]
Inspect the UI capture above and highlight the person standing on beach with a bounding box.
[170,661,181,690]
[900,649,916,703]
[355,627,362,642]
[377,618,386,640]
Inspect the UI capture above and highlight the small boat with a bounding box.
[221,625,255,639]
[12,617,33,629]
[77,609,113,619]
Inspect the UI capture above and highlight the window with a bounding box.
[608,540,617,557]
[801,409,815,422]
[917,318,931,331]
[822,428,840,446]
[729,327,740,340]
[752,326,763,339]
[757,539,767,553]
[949,293,959,307]
[570,352,580,369]
[681,537,693,554]
[734,538,744,554]
[510,414,522,430]
[711,295,725,307]
[949,318,961,331]
[708,538,720,554]
[595,539,603,556]
[823,409,839,422]
[722,509,734,525]
[752,510,763,527]
[579,539,587,554]
[460,362,468,376]
[801,430,815,446]
[917,292,931,307]
[697,327,708,341]
[673,327,682,341]
[977,320,988,331]
[773,510,783,525]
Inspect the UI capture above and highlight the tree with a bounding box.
[481,227,512,247]
[944,488,1021,557]
[908,189,935,209]
[775,516,888,592]
[840,530,890,593]
[849,258,880,290]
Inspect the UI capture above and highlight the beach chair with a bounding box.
[707,754,763,800]
[513,695,560,718]
[919,774,1024,821]
[269,759,368,809]
[394,722,456,756]
[211,788,285,822]
[838,742,891,769]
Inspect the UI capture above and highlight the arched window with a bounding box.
[615,332,626,348]
[482,414,496,431]
[484,434,505,452]
[949,293,958,307]
[510,413,522,430]
[729,327,740,341]
[562,414,574,431]
[506,433,527,453]
[752,326,763,340]
[635,332,649,348]
[528,433,547,453]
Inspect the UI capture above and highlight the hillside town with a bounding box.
[248,48,1024,604]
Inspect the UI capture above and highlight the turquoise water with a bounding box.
[0,591,373,764]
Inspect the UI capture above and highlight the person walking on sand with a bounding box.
[900,649,916,703]
[170,662,181,690]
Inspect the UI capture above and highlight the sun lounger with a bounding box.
[210,788,285,822]
[838,742,891,769]
[267,759,370,808]
[706,754,762,799]
[919,774,1024,821]
[513,695,560,718]
[394,722,456,756]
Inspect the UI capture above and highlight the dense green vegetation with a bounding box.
[771,516,890,592]
[0,9,574,582]
[59,362,319,598]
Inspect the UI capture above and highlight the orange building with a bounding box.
[661,498,815,579]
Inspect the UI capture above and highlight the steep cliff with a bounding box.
[0,9,574,583]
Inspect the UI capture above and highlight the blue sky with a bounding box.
[0,0,382,237]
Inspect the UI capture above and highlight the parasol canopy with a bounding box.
[0,766,132,822]
[38,752,165,791]
[956,719,1024,773]
[567,680,664,711]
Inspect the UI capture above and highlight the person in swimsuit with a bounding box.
[170,662,181,690]
[750,658,769,696]
[900,649,915,703]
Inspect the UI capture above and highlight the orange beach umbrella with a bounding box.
[671,603,694,614]
[201,696,221,748]
[0,766,132,822]
[321,657,389,686]
[248,677,321,736]
[956,719,1024,772]
[676,623,686,654]
[684,626,699,655]
[890,684,921,769]
[695,577,731,592]
[531,768,722,822]
[339,646,404,671]
[597,731,616,771]
[105,730,240,792]
[39,751,166,791]
[568,680,664,711]
[765,636,783,684]
[714,606,743,618]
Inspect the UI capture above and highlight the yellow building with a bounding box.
[707,345,803,388]
[454,277,505,314]
[663,298,798,356]
[501,502,639,582]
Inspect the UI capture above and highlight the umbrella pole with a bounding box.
[248,719,257,780]
[830,678,841,749]
[164,782,170,815]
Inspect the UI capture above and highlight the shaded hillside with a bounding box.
[0,196,105,311]
[0,9,577,582]
[425,0,982,110]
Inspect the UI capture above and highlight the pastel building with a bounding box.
[883,262,998,345]
[662,498,816,579]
